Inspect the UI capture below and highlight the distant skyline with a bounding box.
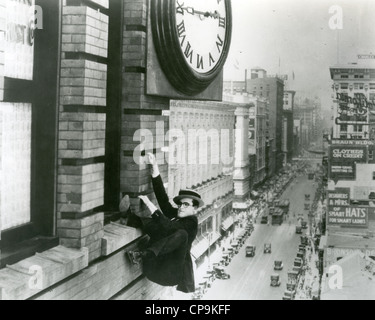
[223,0,375,110]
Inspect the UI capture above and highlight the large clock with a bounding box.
[151,0,232,96]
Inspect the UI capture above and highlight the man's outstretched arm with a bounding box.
[147,153,176,218]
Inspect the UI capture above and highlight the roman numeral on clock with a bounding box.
[177,21,186,46]
[177,21,186,37]
[197,54,204,69]
[219,17,226,28]
[176,0,184,15]
[184,41,193,64]
[216,35,223,53]
[209,53,215,67]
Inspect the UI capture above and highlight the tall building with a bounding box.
[246,68,285,175]
[294,99,318,150]
[168,100,235,265]
[321,56,375,271]
[248,97,268,185]
[293,119,302,157]
[330,58,375,140]
[283,90,296,164]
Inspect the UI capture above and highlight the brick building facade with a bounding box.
[0,0,194,300]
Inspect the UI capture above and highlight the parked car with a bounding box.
[282,289,295,300]
[261,216,268,224]
[270,274,281,287]
[214,266,230,280]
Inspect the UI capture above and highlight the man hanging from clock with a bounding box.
[126,153,204,294]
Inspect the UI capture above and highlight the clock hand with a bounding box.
[184,7,220,19]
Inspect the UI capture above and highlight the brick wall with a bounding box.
[121,0,170,216]
[57,0,109,263]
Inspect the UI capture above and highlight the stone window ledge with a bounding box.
[0,246,89,300]
[101,222,143,256]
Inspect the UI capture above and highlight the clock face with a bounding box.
[151,0,232,96]
[175,0,228,74]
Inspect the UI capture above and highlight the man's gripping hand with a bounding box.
[138,195,157,217]
[146,153,160,178]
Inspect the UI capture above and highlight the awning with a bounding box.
[221,216,235,231]
[191,232,221,260]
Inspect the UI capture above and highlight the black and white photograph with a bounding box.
[0,0,375,304]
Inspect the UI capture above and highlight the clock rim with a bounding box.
[151,0,232,96]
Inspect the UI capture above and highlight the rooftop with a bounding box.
[321,251,375,300]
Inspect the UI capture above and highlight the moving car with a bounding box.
[261,216,268,224]
[264,243,272,254]
[295,226,302,234]
[274,260,284,271]
[246,245,256,257]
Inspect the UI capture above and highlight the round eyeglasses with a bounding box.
[180,202,193,208]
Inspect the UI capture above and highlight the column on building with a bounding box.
[120,0,170,217]
[233,105,251,207]
[57,0,110,263]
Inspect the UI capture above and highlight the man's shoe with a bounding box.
[126,250,142,265]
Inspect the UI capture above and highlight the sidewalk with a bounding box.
[295,244,320,300]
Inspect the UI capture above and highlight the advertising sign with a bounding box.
[328,188,350,206]
[325,247,375,267]
[4,0,35,80]
[329,146,367,180]
[327,206,368,228]
[331,139,374,146]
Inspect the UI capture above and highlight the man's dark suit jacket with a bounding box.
[142,175,198,293]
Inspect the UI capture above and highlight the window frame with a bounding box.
[1,0,61,267]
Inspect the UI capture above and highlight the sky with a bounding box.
[223,0,375,111]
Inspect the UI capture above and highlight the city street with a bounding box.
[202,166,319,300]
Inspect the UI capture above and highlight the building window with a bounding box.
[1,0,61,267]
[341,83,348,90]
[340,124,348,132]
[370,83,375,90]
[353,125,363,132]
[354,74,364,79]
[369,150,373,160]
[341,75,348,79]
[373,172,375,180]
[359,83,364,90]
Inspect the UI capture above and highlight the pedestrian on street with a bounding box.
[126,153,204,293]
